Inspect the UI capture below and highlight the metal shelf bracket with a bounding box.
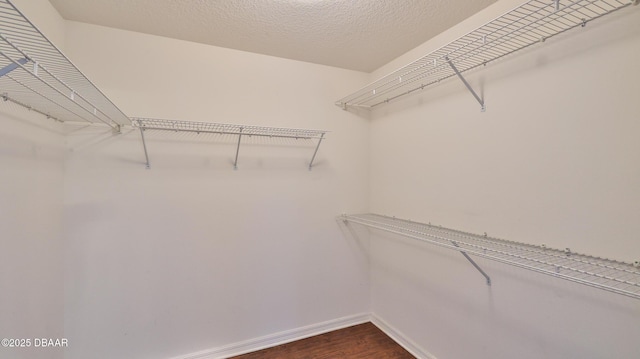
[0,57,27,77]
[138,127,150,169]
[308,132,325,170]
[452,240,492,285]
[234,127,243,170]
[445,57,485,112]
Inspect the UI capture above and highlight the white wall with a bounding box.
[0,1,66,358]
[61,22,371,359]
[368,0,640,358]
[10,0,66,49]
[6,1,639,358]
[0,106,65,359]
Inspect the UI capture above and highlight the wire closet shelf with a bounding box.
[131,118,328,170]
[131,118,327,139]
[0,0,130,129]
[341,213,640,300]
[336,0,638,109]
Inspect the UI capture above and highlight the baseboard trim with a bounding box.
[168,313,371,359]
[370,313,437,359]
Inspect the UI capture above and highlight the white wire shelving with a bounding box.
[341,213,640,300]
[0,0,130,130]
[131,118,328,170]
[336,0,638,110]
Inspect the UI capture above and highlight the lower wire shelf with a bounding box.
[340,213,640,300]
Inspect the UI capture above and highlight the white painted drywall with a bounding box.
[7,1,638,359]
[9,0,66,50]
[0,98,65,359]
[60,22,371,359]
[0,1,66,358]
[368,0,640,358]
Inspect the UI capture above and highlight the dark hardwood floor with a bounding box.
[231,322,415,358]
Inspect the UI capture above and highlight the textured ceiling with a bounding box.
[48,0,498,72]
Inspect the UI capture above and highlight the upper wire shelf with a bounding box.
[341,213,640,300]
[131,118,326,139]
[0,0,130,130]
[336,0,637,109]
[131,118,328,170]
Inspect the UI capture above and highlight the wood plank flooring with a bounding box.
[230,322,415,358]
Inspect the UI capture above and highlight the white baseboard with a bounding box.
[370,313,437,359]
[168,313,371,359]
[168,312,435,359]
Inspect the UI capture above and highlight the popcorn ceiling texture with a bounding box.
[48,0,497,72]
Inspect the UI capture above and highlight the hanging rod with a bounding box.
[336,0,637,110]
[340,213,640,300]
[131,118,328,170]
[0,0,130,130]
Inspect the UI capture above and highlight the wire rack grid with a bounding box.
[0,0,130,128]
[341,213,640,300]
[336,0,637,109]
[131,117,329,170]
[131,118,327,139]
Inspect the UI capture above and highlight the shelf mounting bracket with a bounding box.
[308,132,325,171]
[233,127,243,170]
[452,240,491,285]
[0,57,28,77]
[445,57,485,112]
[138,127,150,169]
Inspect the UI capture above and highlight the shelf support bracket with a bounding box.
[233,127,243,170]
[138,127,150,169]
[452,241,491,285]
[308,132,325,171]
[445,57,485,112]
[0,57,28,77]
